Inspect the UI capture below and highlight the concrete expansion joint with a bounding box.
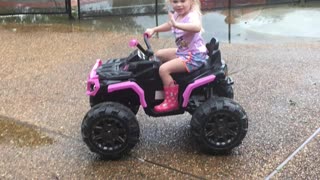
[133,156,206,180]
[265,127,320,179]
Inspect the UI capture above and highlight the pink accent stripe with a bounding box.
[108,81,147,108]
[182,75,216,107]
[86,59,102,96]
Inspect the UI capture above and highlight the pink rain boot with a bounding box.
[154,84,179,113]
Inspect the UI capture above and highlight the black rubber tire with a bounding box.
[81,102,140,159]
[190,97,248,154]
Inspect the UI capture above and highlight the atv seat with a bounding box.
[173,37,223,83]
[206,37,219,56]
[206,38,222,67]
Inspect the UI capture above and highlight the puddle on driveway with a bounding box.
[0,116,54,147]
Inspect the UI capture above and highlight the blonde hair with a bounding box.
[192,0,204,32]
[166,0,202,15]
[192,0,202,16]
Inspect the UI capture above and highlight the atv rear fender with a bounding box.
[182,75,216,107]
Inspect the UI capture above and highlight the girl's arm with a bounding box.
[153,22,172,33]
[169,12,202,33]
[145,22,172,37]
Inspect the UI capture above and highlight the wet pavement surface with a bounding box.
[1,5,320,179]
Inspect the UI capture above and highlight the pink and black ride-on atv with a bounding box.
[81,35,248,159]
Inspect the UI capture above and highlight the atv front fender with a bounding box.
[108,81,147,108]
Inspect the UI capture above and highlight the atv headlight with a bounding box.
[90,84,95,91]
[86,78,100,96]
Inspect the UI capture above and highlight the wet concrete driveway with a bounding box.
[0,19,320,179]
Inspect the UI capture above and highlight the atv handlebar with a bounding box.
[143,33,152,50]
[129,34,154,60]
[143,34,154,60]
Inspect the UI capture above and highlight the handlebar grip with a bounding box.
[143,33,150,39]
[143,33,152,50]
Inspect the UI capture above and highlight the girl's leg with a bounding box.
[159,58,187,86]
[154,58,186,113]
[155,48,177,63]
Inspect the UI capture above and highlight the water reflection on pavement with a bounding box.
[0,116,54,147]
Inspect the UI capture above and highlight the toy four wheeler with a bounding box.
[81,35,248,159]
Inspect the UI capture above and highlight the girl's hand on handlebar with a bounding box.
[144,28,155,38]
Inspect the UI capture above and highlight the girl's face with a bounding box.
[171,0,193,16]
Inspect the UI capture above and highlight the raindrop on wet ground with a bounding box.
[0,116,54,147]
